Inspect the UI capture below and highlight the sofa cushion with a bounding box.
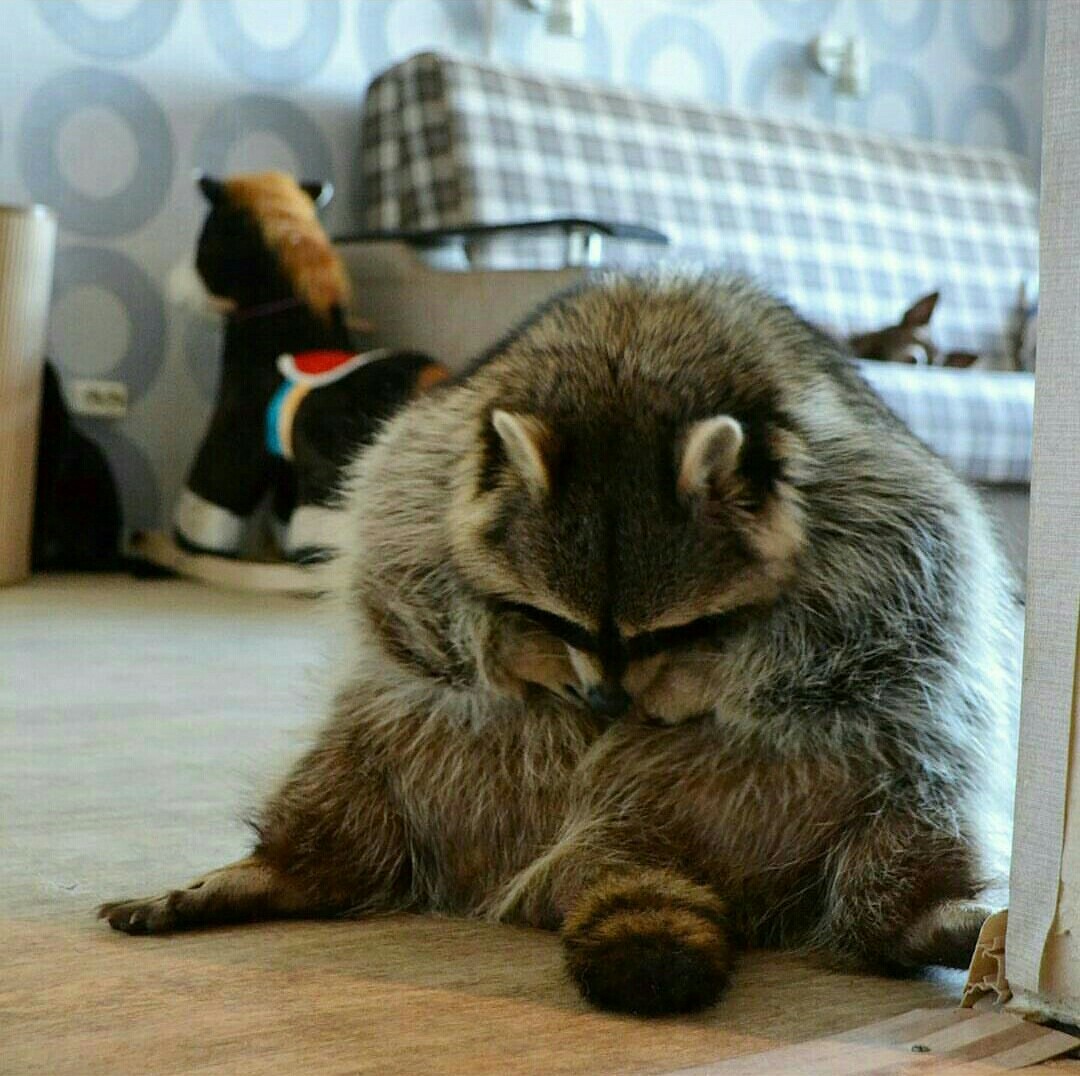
[855,359,1033,483]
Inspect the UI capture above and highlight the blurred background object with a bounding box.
[0,203,57,585]
[0,0,1048,535]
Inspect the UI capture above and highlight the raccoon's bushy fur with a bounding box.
[101,276,1019,1017]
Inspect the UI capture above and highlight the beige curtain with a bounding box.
[1005,0,1080,1022]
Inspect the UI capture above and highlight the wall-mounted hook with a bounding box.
[810,33,868,98]
[513,0,585,39]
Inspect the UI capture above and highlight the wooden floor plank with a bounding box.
[1,576,1068,1074]
[667,1008,1077,1074]
[2,916,968,1076]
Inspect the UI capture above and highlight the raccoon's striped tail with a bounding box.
[561,869,733,1016]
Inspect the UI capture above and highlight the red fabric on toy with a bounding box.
[291,350,357,376]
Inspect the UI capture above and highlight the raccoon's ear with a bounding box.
[491,409,553,496]
[677,416,744,499]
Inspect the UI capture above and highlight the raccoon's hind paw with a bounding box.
[561,869,733,1016]
[900,899,993,970]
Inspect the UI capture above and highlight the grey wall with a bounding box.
[0,0,1047,529]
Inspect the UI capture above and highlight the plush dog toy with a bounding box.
[848,291,978,368]
[174,171,448,562]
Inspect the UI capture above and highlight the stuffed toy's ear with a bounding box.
[942,351,979,368]
[197,174,226,204]
[300,180,334,209]
[902,291,939,328]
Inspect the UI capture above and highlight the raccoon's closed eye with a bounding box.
[624,614,734,659]
[494,600,598,653]
[491,599,735,658]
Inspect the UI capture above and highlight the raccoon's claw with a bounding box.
[97,893,180,935]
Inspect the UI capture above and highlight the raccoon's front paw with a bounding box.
[638,676,715,726]
[97,890,191,935]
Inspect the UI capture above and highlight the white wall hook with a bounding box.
[513,0,585,39]
[810,32,868,98]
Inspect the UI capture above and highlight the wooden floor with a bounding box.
[0,574,1052,1075]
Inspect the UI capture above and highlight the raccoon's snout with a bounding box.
[585,683,632,718]
[566,645,634,717]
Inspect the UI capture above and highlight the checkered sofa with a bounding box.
[356,51,1036,489]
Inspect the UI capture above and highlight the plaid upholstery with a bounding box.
[855,360,1034,483]
[360,52,1038,358]
[358,51,1037,484]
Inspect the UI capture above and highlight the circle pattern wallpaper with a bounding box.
[0,0,1047,528]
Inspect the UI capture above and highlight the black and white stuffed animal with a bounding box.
[174,171,447,562]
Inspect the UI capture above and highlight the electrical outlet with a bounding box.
[69,379,128,419]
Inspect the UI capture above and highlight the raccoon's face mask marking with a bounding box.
[482,602,750,726]
[486,597,739,721]
[452,350,809,723]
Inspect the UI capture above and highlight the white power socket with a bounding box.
[69,379,128,418]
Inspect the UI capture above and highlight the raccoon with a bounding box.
[100,276,1019,1017]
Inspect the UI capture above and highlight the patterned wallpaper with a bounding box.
[0,0,1047,529]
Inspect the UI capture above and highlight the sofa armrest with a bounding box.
[335,217,668,268]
